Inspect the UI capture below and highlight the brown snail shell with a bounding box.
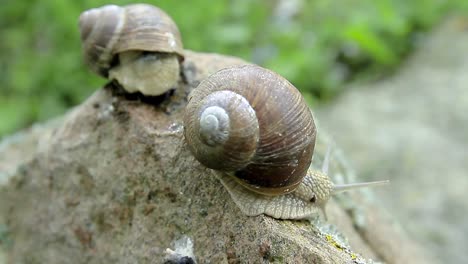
[79,4,184,96]
[184,65,317,195]
[184,65,389,220]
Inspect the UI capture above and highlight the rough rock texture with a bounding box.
[316,17,468,264]
[0,50,428,263]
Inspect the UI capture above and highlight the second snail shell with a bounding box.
[79,4,184,96]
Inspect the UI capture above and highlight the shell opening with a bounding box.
[79,4,184,77]
[199,106,230,146]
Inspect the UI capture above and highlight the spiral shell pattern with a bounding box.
[184,65,316,195]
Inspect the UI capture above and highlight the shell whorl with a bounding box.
[185,90,260,171]
[184,65,317,195]
[199,106,230,146]
[79,4,184,77]
[79,5,125,77]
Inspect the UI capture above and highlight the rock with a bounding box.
[0,50,427,263]
[316,17,468,264]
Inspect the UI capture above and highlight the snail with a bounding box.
[79,4,184,96]
[184,65,388,220]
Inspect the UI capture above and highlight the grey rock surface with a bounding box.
[0,50,429,263]
[316,17,468,264]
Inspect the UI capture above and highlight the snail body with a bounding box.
[79,4,183,96]
[184,65,388,219]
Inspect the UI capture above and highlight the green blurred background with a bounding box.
[1,0,467,139]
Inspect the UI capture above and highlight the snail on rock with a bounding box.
[184,65,388,220]
[79,4,184,96]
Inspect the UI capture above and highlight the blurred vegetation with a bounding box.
[0,0,467,138]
